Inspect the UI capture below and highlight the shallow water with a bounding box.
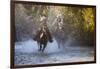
[15,39,94,65]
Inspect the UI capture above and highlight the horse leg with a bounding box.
[37,42,40,51]
[57,39,60,48]
[58,43,60,48]
[38,43,42,51]
[42,43,47,52]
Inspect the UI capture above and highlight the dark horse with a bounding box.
[33,26,53,52]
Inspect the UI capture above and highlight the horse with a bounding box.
[52,14,66,48]
[33,26,53,52]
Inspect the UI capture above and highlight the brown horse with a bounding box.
[33,26,53,52]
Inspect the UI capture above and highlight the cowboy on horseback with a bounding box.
[33,15,53,52]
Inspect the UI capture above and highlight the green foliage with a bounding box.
[61,6,95,46]
[21,4,95,46]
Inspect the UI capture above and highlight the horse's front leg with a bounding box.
[38,44,42,52]
[57,43,60,48]
[37,42,42,51]
[37,42,40,51]
[42,43,47,52]
[57,39,61,48]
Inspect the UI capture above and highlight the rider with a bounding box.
[33,14,53,43]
